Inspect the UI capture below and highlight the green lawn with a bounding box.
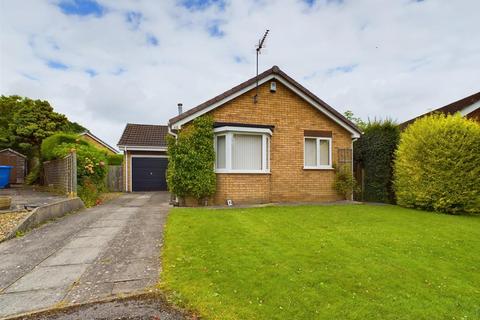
[160,204,480,319]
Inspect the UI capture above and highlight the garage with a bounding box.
[118,124,170,192]
[132,157,168,191]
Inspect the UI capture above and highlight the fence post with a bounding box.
[71,151,77,197]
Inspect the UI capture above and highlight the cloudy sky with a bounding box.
[1,0,479,148]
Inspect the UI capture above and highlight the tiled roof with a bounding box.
[168,65,361,135]
[117,124,169,147]
[400,91,480,129]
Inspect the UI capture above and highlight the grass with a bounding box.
[160,204,480,320]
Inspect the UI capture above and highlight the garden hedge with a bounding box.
[394,114,480,214]
[41,132,108,207]
[354,120,400,203]
[107,154,124,165]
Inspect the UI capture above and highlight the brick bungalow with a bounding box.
[119,66,362,204]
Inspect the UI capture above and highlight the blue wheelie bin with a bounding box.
[0,166,13,188]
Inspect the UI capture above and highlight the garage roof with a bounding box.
[117,124,169,147]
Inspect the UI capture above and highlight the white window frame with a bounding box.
[303,136,332,170]
[214,127,271,174]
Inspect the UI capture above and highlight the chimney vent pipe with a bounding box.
[177,103,183,115]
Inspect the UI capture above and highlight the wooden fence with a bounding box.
[43,152,77,197]
[106,165,123,192]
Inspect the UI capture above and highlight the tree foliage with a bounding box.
[0,95,85,156]
[394,114,480,214]
[167,116,216,204]
[354,119,400,203]
[344,110,367,131]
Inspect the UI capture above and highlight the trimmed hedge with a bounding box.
[41,133,89,160]
[394,114,480,214]
[354,120,400,203]
[107,154,123,165]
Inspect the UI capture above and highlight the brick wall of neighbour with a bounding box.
[206,80,353,205]
[123,150,167,192]
[81,134,116,155]
[43,152,77,196]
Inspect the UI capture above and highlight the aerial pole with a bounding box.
[254,29,269,104]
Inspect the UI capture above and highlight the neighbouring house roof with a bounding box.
[80,131,119,154]
[168,65,362,137]
[400,91,480,129]
[0,148,27,158]
[117,124,169,149]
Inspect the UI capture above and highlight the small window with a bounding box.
[216,135,226,169]
[304,137,332,169]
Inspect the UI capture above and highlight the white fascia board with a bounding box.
[117,145,167,151]
[213,126,272,135]
[170,75,275,129]
[83,132,119,153]
[460,100,480,116]
[170,74,361,138]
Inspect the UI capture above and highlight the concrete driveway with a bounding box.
[0,192,170,318]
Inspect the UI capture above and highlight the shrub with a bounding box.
[167,116,216,204]
[354,120,400,203]
[78,177,104,207]
[25,164,40,185]
[41,133,89,160]
[106,154,123,165]
[333,165,360,200]
[394,114,480,214]
[41,132,108,206]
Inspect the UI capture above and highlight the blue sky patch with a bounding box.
[58,0,105,17]
[126,11,142,30]
[327,63,358,75]
[21,73,39,81]
[207,20,225,38]
[234,55,247,63]
[146,34,159,46]
[304,0,344,7]
[179,0,226,11]
[112,67,126,75]
[85,68,98,77]
[46,60,69,70]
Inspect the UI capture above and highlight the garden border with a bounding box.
[4,197,85,241]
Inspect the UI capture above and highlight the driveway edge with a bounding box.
[4,198,85,241]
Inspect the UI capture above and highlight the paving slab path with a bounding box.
[0,192,171,318]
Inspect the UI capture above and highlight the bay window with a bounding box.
[214,127,271,173]
[304,137,332,169]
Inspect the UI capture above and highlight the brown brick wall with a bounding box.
[81,134,116,155]
[205,80,353,205]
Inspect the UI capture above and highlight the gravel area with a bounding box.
[0,211,28,241]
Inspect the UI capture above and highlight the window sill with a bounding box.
[215,170,271,174]
[303,166,334,171]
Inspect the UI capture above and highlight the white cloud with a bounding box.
[1,0,479,147]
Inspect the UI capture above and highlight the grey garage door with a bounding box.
[132,157,168,191]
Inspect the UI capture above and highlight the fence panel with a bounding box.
[106,165,123,192]
[43,152,77,196]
